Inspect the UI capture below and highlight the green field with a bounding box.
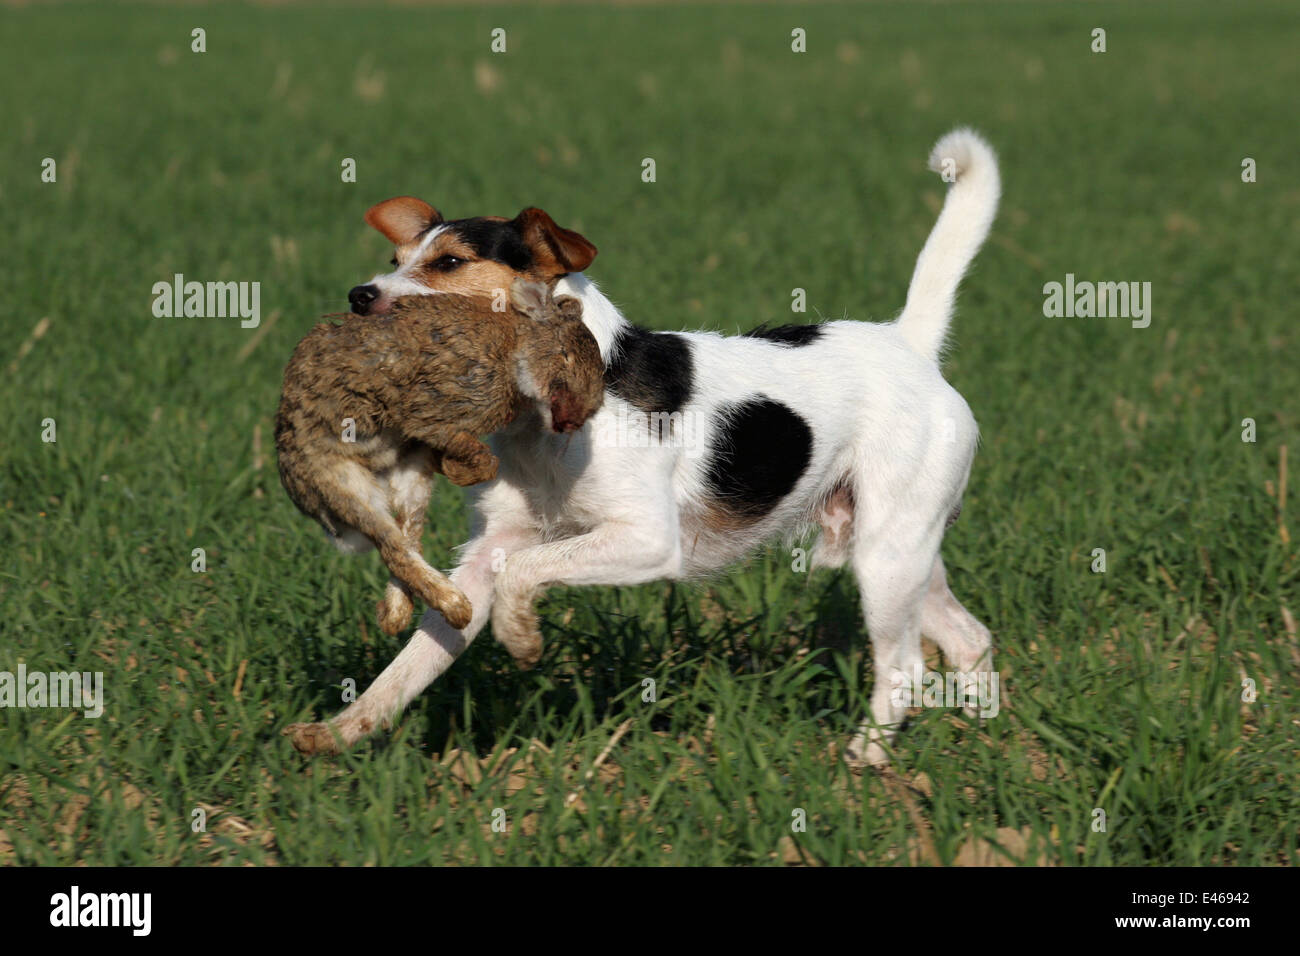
[2,0,1297,866]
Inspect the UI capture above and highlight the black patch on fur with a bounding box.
[446,218,534,272]
[605,326,693,413]
[743,323,824,347]
[705,397,813,519]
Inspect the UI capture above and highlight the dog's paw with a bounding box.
[511,638,543,670]
[492,595,543,670]
[842,735,891,771]
[284,721,344,757]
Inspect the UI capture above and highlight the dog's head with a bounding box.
[348,197,597,315]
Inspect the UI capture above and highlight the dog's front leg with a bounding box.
[286,483,539,756]
[492,518,683,668]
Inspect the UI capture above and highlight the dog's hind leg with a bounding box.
[919,556,993,714]
[842,507,944,769]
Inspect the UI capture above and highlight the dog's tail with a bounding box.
[895,128,1000,362]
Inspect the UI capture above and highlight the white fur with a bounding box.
[310,129,1000,766]
[897,129,1000,360]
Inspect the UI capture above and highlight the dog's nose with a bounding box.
[349,285,379,314]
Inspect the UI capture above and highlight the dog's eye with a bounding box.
[431,255,465,272]
[390,257,398,267]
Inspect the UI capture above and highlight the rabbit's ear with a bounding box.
[509,278,550,318]
[554,296,584,322]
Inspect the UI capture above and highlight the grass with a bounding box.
[1,0,1297,866]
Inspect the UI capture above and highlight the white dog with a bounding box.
[287,128,1000,767]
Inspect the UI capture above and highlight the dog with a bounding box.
[275,281,604,737]
[290,129,999,766]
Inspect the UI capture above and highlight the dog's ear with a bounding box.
[364,197,443,245]
[512,208,597,275]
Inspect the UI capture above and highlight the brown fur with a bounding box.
[275,279,604,637]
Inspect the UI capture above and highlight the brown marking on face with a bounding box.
[409,233,527,299]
